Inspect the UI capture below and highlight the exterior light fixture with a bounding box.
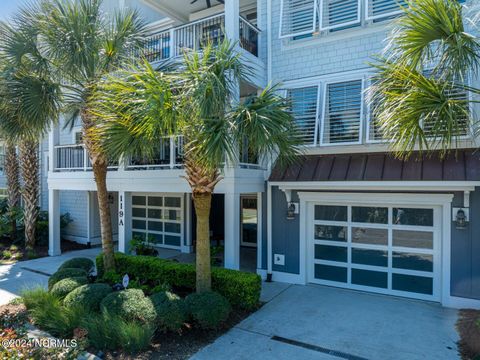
[455,208,467,229]
[108,193,115,204]
[287,202,296,220]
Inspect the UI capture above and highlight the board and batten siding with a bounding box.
[270,186,480,301]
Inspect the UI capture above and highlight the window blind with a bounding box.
[287,86,320,145]
[280,0,318,38]
[366,0,406,20]
[320,0,360,30]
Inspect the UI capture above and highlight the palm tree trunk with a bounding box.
[82,109,115,272]
[19,139,39,251]
[193,192,212,292]
[5,142,20,241]
[92,158,115,271]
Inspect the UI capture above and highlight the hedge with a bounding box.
[97,253,261,310]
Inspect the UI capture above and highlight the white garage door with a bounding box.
[307,203,441,301]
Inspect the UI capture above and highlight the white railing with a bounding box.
[142,13,260,63]
[54,144,118,172]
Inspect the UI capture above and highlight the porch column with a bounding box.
[86,191,95,246]
[183,193,193,253]
[224,191,240,270]
[118,191,132,253]
[224,0,240,42]
[48,125,59,173]
[48,189,61,256]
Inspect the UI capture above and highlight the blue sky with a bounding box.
[0,0,27,21]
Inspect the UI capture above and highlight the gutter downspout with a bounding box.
[266,0,273,281]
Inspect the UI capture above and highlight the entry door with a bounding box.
[241,196,258,247]
[307,203,441,301]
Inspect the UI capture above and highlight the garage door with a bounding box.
[307,203,441,301]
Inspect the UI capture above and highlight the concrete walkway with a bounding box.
[193,284,460,360]
[0,248,103,305]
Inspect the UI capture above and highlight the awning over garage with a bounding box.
[269,149,480,182]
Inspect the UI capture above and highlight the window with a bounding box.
[74,131,83,145]
[287,86,320,145]
[320,0,361,31]
[321,79,363,144]
[279,0,318,38]
[365,0,407,21]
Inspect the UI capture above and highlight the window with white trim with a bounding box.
[365,0,407,21]
[287,86,320,145]
[320,0,361,30]
[321,79,363,144]
[280,0,318,38]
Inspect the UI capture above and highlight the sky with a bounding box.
[0,0,28,21]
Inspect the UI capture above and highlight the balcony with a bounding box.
[53,136,262,173]
[142,13,260,63]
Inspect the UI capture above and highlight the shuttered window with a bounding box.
[365,0,407,20]
[280,0,318,38]
[287,86,320,145]
[320,0,361,30]
[321,80,363,144]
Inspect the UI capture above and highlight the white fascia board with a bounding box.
[270,181,480,192]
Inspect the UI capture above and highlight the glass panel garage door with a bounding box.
[309,204,440,300]
[132,194,183,249]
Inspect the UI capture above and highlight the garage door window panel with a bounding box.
[392,230,433,249]
[315,264,348,283]
[315,244,348,262]
[352,248,388,267]
[393,208,433,227]
[392,273,433,295]
[315,225,347,242]
[352,227,388,246]
[315,205,348,221]
[392,252,433,272]
[352,206,388,224]
[351,269,388,289]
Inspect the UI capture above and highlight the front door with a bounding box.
[241,196,258,247]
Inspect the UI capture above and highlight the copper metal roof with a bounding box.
[269,150,480,182]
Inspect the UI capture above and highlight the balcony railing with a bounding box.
[54,144,118,172]
[142,13,260,63]
[53,136,263,172]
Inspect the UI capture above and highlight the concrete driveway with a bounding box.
[193,284,460,360]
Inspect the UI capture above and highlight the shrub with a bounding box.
[58,258,94,273]
[82,312,155,354]
[50,276,88,299]
[21,288,85,337]
[185,291,231,330]
[150,291,187,332]
[48,268,87,290]
[96,252,261,310]
[64,284,112,312]
[100,289,156,324]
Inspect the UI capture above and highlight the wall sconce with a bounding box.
[108,193,115,205]
[287,203,296,220]
[453,207,469,230]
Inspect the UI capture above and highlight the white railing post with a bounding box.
[83,146,88,172]
[169,28,175,58]
[169,136,175,169]
[48,126,59,172]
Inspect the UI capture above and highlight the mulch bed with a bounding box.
[457,309,480,360]
[102,308,255,360]
[0,239,88,265]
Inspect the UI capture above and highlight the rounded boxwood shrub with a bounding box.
[64,283,112,311]
[48,268,88,290]
[185,291,231,329]
[58,257,95,273]
[100,289,156,324]
[50,276,88,299]
[150,291,187,332]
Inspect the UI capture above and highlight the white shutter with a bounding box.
[321,80,363,144]
[279,0,318,38]
[287,86,320,145]
[320,0,361,30]
[365,0,407,21]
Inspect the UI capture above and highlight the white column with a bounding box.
[48,189,61,256]
[225,0,240,42]
[118,191,132,253]
[256,191,263,272]
[48,125,59,173]
[224,191,241,270]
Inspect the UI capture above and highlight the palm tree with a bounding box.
[368,0,480,158]
[0,6,61,250]
[4,141,20,240]
[93,41,302,292]
[35,0,145,270]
